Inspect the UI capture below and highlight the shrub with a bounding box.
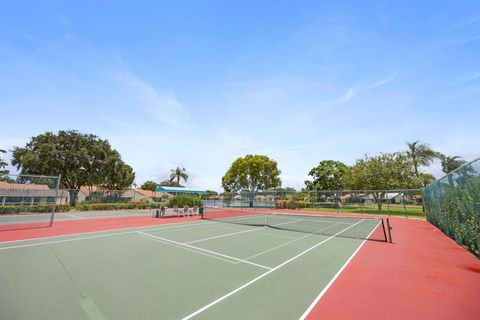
[275,200,307,209]
[166,195,204,208]
[0,204,70,214]
[73,201,165,212]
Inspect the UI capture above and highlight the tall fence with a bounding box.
[0,174,61,231]
[423,158,480,257]
[206,189,424,218]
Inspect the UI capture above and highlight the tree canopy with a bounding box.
[11,130,135,204]
[440,155,466,174]
[0,149,11,181]
[305,160,348,191]
[405,141,439,177]
[140,180,158,191]
[221,154,281,194]
[347,153,417,190]
[346,153,418,209]
[169,167,188,187]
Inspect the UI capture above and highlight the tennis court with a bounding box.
[0,210,388,320]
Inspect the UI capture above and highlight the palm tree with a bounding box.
[169,167,188,186]
[0,149,9,176]
[440,155,466,174]
[405,141,439,177]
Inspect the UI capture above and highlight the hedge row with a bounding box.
[275,200,308,209]
[0,204,71,214]
[166,195,204,208]
[74,201,165,212]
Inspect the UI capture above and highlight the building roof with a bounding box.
[79,186,99,196]
[0,181,56,196]
[132,189,162,198]
[155,186,206,194]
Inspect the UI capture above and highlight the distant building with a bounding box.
[122,189,164,202]
[0,181,68,205]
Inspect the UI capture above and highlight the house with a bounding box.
[122,189,164,202]
[0,181,68,205]
[340,193,374,204]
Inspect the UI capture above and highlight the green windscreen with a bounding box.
[422,158,480,257]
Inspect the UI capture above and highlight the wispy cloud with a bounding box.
[444,85,480,101]
[461,71,480,83]
[320,71,398,106]
[447,16,480,30]
[112,71,189,127]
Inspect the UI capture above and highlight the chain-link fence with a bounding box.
[204,189,424,218]
[0,174,61,231]
[423,158,480,257]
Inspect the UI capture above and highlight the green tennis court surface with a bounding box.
[0,213,386,320]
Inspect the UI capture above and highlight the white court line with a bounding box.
[185,227,266,244]
[180,219,365,320]
[298,220,381,320]
[137,231,272,271]
[185,218,304,244]
[0,220,221,249]
[138,233,238,265]
[240,223,341,262]
[61,213,85,219]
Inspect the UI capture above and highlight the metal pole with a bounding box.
[49,174,61,227]
[387,218,393,243]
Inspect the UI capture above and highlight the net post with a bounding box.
[402,192,408,218]
[49,174,61,227]
[387,218,393,243]
[380,218,388,243]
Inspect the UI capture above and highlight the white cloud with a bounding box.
[112,71,189,127]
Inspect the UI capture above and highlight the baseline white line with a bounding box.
[137,231,272,271]
[298,220,381,320]
[0,220,220,250]
[138,234,238,265]
[185,227,266,244]
[185,218,304,244]
[241,223,341,262]
[61,213,85,219]
[180,219,365,320]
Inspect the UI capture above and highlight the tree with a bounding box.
[440,155,466,174]
[0,148,13,182]
[221,154,281,206]
[346,153,417,210]
[159,179,182,187]
[405,141,439,177]
[140,180,158,191]
[304,160,348,191]
[11,130,135,205]
[205,190,219,198]
[169,167,188,186]
[0,149,8,175]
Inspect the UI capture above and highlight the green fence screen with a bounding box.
[423,158,480,257]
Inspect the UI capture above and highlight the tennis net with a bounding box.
[201,207,389,242]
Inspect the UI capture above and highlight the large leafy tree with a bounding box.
[169,167,188,186]
[346,153,417,210]
[11,130,135,205]
[140,180,158,191]
[304,160,348,191]
[440,155,466,174]
[405,141,439,177]
[222,154,281,205]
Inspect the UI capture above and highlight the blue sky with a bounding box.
[1,1,479,191]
